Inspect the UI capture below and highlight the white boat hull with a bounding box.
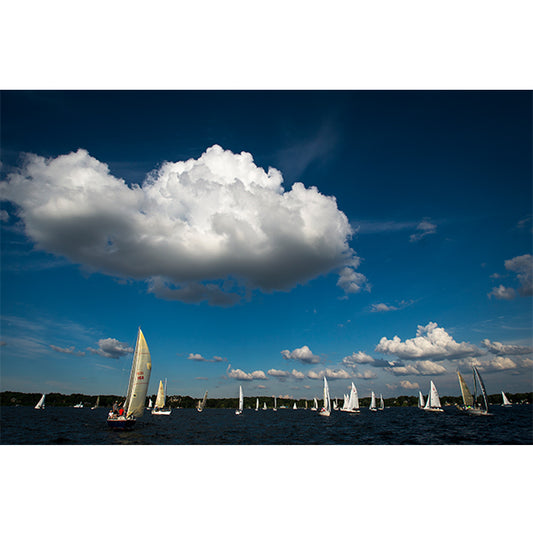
[423,407,444,412]
[340,408,360,413]
[151,409,171,415]
[319,409,330,417]
[235,410,242,415]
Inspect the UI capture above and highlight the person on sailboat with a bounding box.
[112,401,119,415]
[118,404,124,417]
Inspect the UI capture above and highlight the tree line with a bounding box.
[1,390,531,408]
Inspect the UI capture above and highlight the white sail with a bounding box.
[418,391,424,408]
[255,398,259,410]
[91,396,100,409]
[312,397,318,410]
[501,391,512,406]
[155,380,166,408]
[342,394,348,410]
[124,328,152,419]
[319,376,331,416]
[263,402,267,410]
[353,384,360,410]
[197,390,208,411]
[293,402,297,410]
[370,391,377,410]
[379,394,385,410]
[273,396,277,411]
[239,385,243,411]
[34,394,45,409]
[148,398,153,408]
[424,381,443,411]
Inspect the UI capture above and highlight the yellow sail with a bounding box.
[125,328,152,418]
[457,371,473,407]
[155,380,165,408]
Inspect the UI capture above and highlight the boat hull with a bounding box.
[151,409,171,415]
[423,407,444,412]
[235,410,243,415]
[107,417,136,430]
[319,409,330,416]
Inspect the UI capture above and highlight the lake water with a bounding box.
[2,404,531,444]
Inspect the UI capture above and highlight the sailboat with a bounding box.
[152,378,171,415]
[457,367,492,415]
[369,391,377,411]
[293,402,297,410]
[319,376,331,417]
[91,396,100,410]
[379,394,385,410]
[255,398,259,411]
[147,398,153,410]
[235,385,243,415]
[197,390,208,412]
[73,402,83,408]
[305,400,308,409]
[423,381,444,412]
[262,401,267,410]
[333,398,338,410]
[418,391,425,409]
[501,391,512,407]
[273,396,277,412]
[34,394,45,410]
[311,397,318,411]
[341,383,360,413]
[107,327,152,430]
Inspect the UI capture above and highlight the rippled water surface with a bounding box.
[1,405,531,445]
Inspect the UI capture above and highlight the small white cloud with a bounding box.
[371,303,397,313]
[307,368,353,380]
[267,368,290,378]
[50,345,85,357]
[337,267,370,295]
[409,218,437,242]
[488,285,516,300]
[388,360,447,376]
[399,380,419,390]
[291,369,305,379]
[354,370,377,380]
[188,353,206,361]
[281,345,321,364]
[87,338,133,359]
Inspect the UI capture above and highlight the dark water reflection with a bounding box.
[1,405,531,445]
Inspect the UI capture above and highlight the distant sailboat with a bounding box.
[197,390,208,412]
[273,396,277,412]
[341,383,360,413]
[74,402,83,408]
[305,400,308,409]
[369,391,377,412]
[501,391,512,407]
[457,367,492,415]
[235,386,243,415]
[107,327,152,430]
[319,376,331,417]
[34,394,45,410]
[418,391,425,409]
[423,381,444,412]
[379,394,385,410]
[311,397,318,411]
[255,398,259,411]
[91,396,100,410]
[333,398,338,410]
[262,401,267,410]
[293,402,297,410]
[147,398,153,410]
[152,378,171,415]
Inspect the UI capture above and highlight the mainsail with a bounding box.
[238,386,243,411]
[323,376,331,412]
[473,367,489,412]
[370,391,376,410]
[457,371,474,407]
[124,328,152,418]
[501,391,512,406]
[155,380,166,409]
[418,391,425,408]
[35,394,45,410]
[425,381,442,409]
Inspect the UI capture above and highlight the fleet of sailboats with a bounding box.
[423,381,444,412]
[34,394,45,410]
[107,327,152,430]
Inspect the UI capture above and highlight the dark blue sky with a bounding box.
[1,90,532,398]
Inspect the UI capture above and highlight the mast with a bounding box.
[473,367,489,412]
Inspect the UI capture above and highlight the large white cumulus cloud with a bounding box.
[376,322,481,360]
[0,146,361,304]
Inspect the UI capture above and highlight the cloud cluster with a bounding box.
[481,339,532,356]
[342,351,391,368]
[488,254,532,300]
[307,368,353,380]
[1,146,363,305]
[388,360,447,376]
[188,353,227,362]
[281,345,321,364]
[376,322,481,360]
[399,380,419,390]
[87,338,133,359]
